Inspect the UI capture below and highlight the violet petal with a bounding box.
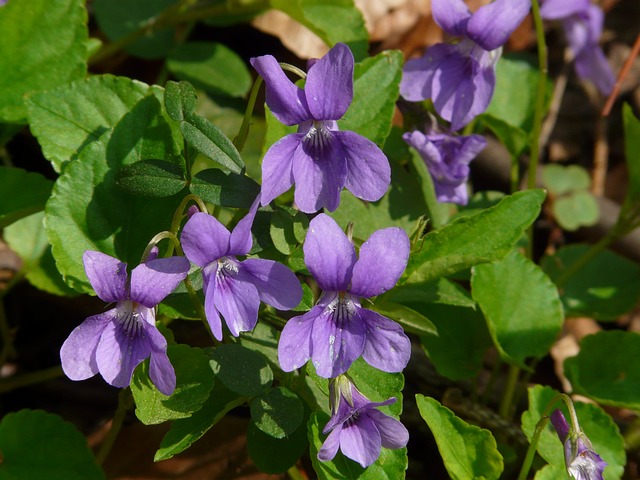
[350,227,409,298]
[213,273,260,337]
[431,0,471,37]
[317,425,343,462]
[467,0,530,51]
[181,213,231,267]
[339,414,382,468]
[360,308,411,373]
[250,54,310,126]
[130,256,190,308]
[335,130,391,202]
[260,133,300,206]
[367,409,410,449]
[83,251,128,303]
[145,322,176,396]
[305,43,354,121]
[60,312,111,381]
[400,43,456,102]
[278,307,320,372]
[304,214,356,292]
[229,194,261,256]
[239,258,302,310]
[203,265,224,341]
[540,0,589,20]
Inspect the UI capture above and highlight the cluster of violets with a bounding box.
[400,0,615,206]
[61,42,410,467]
[59,4,613,468]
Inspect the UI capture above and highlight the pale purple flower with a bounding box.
[540,0,615,95]
[550,409,607,480]
[180,196,302,340]
[401,0,531,131]
[403,129,486,205]
[60,250,190,395]
[278,214,411,378]
[250,43,390,213]
[318,375,409,468]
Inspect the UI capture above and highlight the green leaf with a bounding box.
[616,104,640,231]
[0,167,53,228]
[27,75,171,172]
[403,189,546,285]
[0,0,87,123]
[164,81,244,173]
[247,412,309,474]
[116,159,186,197]
[471,250,564,369]
[339,50,403,146]
[209,343,273,397]
[479,115,529,158]
[416,395,503,480]
[543,164,592,195]
[564,331,640,410]
[155,382,245,461]
[541,244,640,320]
[552,190,599,231]
[167,42,252,98]
[131,345,214,425]
[269,0,368,61]
[93,0,175,59]
[3,212,78,296]
[373,302,437,337]
[382,278,476,310]
[485,54,548,131]
[521,385,625,480]
[45,95,182,293]
[269,207,309,255]
[419,304,493,380]
[190,168,261,208]
[250,386,304,439]
[0,409,105,480]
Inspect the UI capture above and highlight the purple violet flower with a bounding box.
[250,43,391,213]
[278,214,411,378]
[403,129,486,205]
[401,0,531,131]
[318,375,409,468]
[550,409,608,480]
[180,196,302,340]
[540,0,615,95]
[60,250,190,395]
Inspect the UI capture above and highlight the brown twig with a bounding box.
[601,32,640,117]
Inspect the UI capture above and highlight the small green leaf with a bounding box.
[564,331,640,410]
[4,212,78,296]
[543,164,592,195]
[0,409,105,480]
[383,277,476,310]
[250,387,304,439]
[155,382,245,461]
[190,168,260,208]
[270,0,368,61]
[404,189,546,285]
[521,385,625,480]
[0,0,88,123]
[416,395,503,480]
[93,0,175,59]
[479,114,529,158]
[164,80,197,121]
[269,208,309,255]
[541,244,640,320]
[373,302,437,337]
[553,191,599,231]
[614,104,640,231]
[131,345,214,425]
[472,250,564,369]
[247,413,309,474]
[209,343,273,397]
[0,167,53,228]
[339,50,403,146]
[116,159,186,197]
[419,304,493,380]
[167,42,252,98]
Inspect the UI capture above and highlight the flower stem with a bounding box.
[517,414,550,480]
[96,388,133,465]
[234,76,264,152]
[141,231,183,263]
[498,364,520,420]
[0,365,63,393]
[527,0,548,192]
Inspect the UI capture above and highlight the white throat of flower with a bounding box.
[116,300,143,337]
[302,120,333,151]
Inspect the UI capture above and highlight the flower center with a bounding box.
[301,120,333,153]
[326,292,357,328]
[216,257,239,283]
[116,300,143,337]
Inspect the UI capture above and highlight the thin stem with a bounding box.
[233,76,264,152]
[602,32,640,117]
[0,365,63,393]
[498,364,520,420]
[183,275,218,345]
[517,414,550,480]
[96,388,134,465]
[279,62,307,80]
[140,231,182,263]
[527,0,549,192]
